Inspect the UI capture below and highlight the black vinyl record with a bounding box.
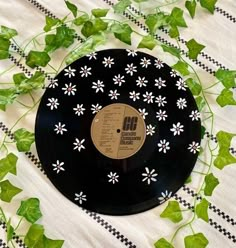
[35,49,201,215]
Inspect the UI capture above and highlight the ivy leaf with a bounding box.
[184,233,209,248]
[201,125,206,139]
[216,88,236,107]
[0,37,10,59]
[0,26,18,39]
[133,0,148,2]
[186,39,205,60]
[185,0,197,19]
[43,235,64,248]
[0,180,22,202]
[138,35,157,50]
[204,173,219,196]
[43,16,60,32]
[154,238,174,248]
[91,8,109,17]
[113,0,131,14]
[160,201,183,223]
[214,131,236,169]
[0,88,18,105]
[0,104,6,111]
[169,25,179,38]
[186,78,202,95]
[145,13,169,35]
[200,0,217,14]
[26,51,51,68]
[81,19,108,38]
[185,175,192,184]
[55,26,76,48]
[14,128,35,152]
[196,198,209,222]
[113,23,133,45]
[7,219,14,243]
[172,61,190,76]
[0,153,18,180]
[161,44,180,58]
[215,69,236,89]
[74,14,90,26]
[195,96,206,111]
[24,224,44,248]
[17,198,42,223]
[168,7,187,28]
[65,0,77,17]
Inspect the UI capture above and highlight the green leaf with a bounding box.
[14,128,35,152]
[7,219,14,243]
[0,37,10,59]
[185,175,192,184]
[184,233,209,248]
[169,25,179,38]
[0,104,6,111]
[0,88,17,105]
[186,78,202,95]
[186,39,205,60]
[138,35,157,50]
[113,0,131,14]
[73,14,90,26]
[200,0,217,14]
[26,51,51,68]
[172,61,190,76]
[55,26,76,48]
[201,125,206,139]
[0,180,22,202]
[204,173,219,196]
[185,0,197,18]
[154,238,174,248]
[133,0,148,2]
[196,198,209,222]
[161,44,180,58]
[216,88,236,107]
[168,7,187,28]
[81,19,108,38]
[24,224,44,248]
[113,23,133,45]
[0,153,18,181]
[17,198,42,224]
[145,13,169,35]
[0,26,18,39]
[215,69,236,89]
[65,0,77,17]
[43,235,64,248]
[195,95,206,111]
[160,201,183,223]
[43,16,60,32]
[214,131,236,169]
[92,8,109,17]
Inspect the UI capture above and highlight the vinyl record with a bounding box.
[35,49,201,215]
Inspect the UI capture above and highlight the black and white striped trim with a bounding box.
[0,239,8,248]
[215,6,236,24]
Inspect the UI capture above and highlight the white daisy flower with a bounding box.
[47,98,59,110]
[146,124,155,136]
[176,78,187,91]
[170,122,184,136]
[156,110,168,121]
[142,167,158,185]
[140,57,151,68]
[154,59,164,69]
[157,139,170,153]
[62,83,77,96]
[64,66,76,78]
[92,80,105,93]
[73,138,85,152]
[189,110,201,121]
[176,98,187,109]
[188,141,200,154]
[126,49,137,57]
[49,79,58,88]
[86,52,97,60]
[113,74,125,86]
[75,192,87,204]
[158,190,172,203]
[108,172,119,184]
[170,69,178,77]
[155,95,167,107]
[80,65,92,77]
[138,108,148,119]
[102,56,114,68]
[129,91,140,101]
[54,122,67,135]
[155,77,166,89]
[73,104,85,116]
[125,63,137,76]
[136,76,148,87]
[52,160,65,174]
[91,104,102,114]
[143,91,155,104]
[109,89,120,100]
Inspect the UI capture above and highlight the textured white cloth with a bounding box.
[0,0,236,247]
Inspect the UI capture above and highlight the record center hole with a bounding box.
[117,129,121,133]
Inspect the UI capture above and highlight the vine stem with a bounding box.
[0,206,7,223]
